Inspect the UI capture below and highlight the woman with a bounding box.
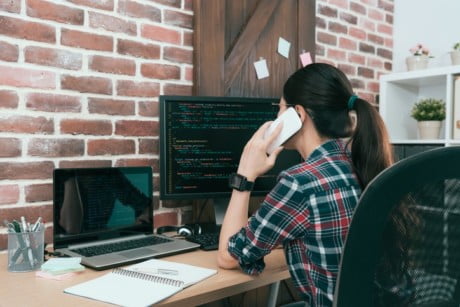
[217,63,393,306]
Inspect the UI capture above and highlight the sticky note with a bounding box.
[300,51,312,67]
[278,37,291,59]
[254,59,269,79]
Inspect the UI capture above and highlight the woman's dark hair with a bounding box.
[283,63,393,188]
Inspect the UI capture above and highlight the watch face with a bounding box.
[229,173,244,191]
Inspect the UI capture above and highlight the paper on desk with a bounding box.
[126,258,217,287]
[41,257,85,274]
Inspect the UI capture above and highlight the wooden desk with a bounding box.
[0,248,289,306]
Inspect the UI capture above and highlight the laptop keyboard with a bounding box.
[185,232,219,251]
[71,236,173,257]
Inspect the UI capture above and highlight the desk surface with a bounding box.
[0,248,289,306]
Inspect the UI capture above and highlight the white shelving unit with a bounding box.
[379,65,460,146]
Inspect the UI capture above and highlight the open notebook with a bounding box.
[64,258,217,306]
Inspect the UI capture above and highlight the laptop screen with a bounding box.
[53,167,153,249]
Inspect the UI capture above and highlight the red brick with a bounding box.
[368,33,384,46]
[164,10,193,29]
[90,55,135,76]
[378,24,392,36]
[25,46,82,70]
[141,63,180,80]
[384,37,393,48]
[117,80,160,97]
[315,45,325,57]
[384,61,392,71]
[87,139,135,155]
[26,93,81,113]
[25,183,53,202]
[368,57,384,69]
[0,161,54,180]
[117,39,160,59]
[338,63,356,76]
[386,13,393,24]
[359,18,376,32]
[329,0,348,9]
[350,2,366,14]
[60,119,112,135]
[154,211,178,228]
[0,16,55,43]
[0,0,21,13]
[150,0,181,7]
[359,42,375,54]
[61,75,112,95]
[368,8,384,21]
[350,78,365,90]
[367,81,380,93]
[67,0,114,11]
[184,0,192,11]
[118,0,161,22]
[139,139,159,155]
[138,100,159,117]
[327,49,346,61]
[185,66,193,82]
[61,29,113,51]
[163,83,192,96]
[0,205,52,229]
[339,37,357,50]
[0,138,21,157]
[377,48,392,60]
[183,31,193,47]
[89,11,136,35]
[164,46,193,64]
[28,138,85,157]
[0,115,54,134]
[378,0,394,12]
[141,24,181,44]
[340,12,357,25]
[317,31,337,46]
[59,160,112,168]
[0,185,19,205]
[358,67,374,79]
[328,21,347,34]
[0,65,55,89]
[115,120,159,136]
[0,90,19,108]
[88,98,135,116]
[318,5,337,18]
[27,0,84,25]
[349,27,366,40]
[0,41,18,62]
[316,16,326,29]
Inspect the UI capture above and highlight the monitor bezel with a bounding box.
[159,95,286,200]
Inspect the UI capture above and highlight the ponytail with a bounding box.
[349,98,394,188]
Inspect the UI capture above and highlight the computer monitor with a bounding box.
[159,95,302,224]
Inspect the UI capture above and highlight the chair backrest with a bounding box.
[334,146,460,307]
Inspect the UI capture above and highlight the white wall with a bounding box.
[393,0,460,72]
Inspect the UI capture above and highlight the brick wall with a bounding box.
[0,0,393,250]
[316,0,393,104]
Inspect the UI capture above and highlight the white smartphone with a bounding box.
[264,107,302,154]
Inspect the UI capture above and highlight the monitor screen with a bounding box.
[159,95,302,200]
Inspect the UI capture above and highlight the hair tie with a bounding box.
[348,95,358,110]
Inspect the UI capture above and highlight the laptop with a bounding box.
[53,166,199,270]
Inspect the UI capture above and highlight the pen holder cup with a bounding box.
[8,227,45,272]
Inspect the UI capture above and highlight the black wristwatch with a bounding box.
[228,173,254,191]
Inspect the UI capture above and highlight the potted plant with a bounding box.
[411,98,445,139]
[406,44,432,71]
[451,42,460,65]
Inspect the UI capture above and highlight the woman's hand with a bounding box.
[237,121,284,181]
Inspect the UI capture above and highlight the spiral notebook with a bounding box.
[64,259,217,307]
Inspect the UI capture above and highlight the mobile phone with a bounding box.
[264,107,302,154]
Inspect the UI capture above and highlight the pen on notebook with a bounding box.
[130,267,179,275]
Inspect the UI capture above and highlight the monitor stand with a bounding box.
[213,198,229,226]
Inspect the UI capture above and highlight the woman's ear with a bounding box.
[294,105,308,124]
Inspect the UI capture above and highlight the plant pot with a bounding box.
[406,55,429,71]
[417,121,442,139]
[451,51,460,65]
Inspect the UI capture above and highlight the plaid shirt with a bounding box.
[228,139,361,306]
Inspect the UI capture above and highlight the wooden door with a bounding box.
[194,0,316,97]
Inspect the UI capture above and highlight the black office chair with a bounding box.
[334,146,460,307]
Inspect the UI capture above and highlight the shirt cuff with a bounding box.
[227,227,266,275]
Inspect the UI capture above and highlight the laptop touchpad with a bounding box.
[119,248,156,258]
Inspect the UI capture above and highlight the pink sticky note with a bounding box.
[300,52,312,67]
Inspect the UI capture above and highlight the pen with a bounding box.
[32,217,42,232]
[20,216,27,233]
[130,267,179,275]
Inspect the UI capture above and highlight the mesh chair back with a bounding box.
[334,146,460,307]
